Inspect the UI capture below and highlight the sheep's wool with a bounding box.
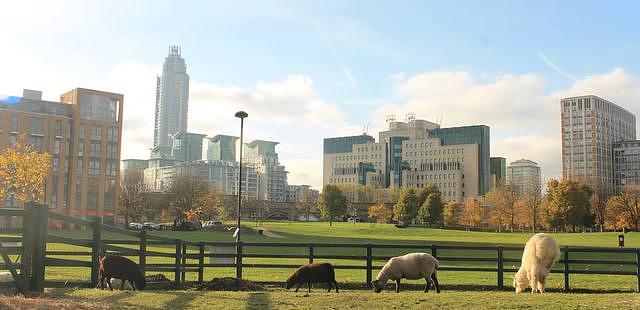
[515,233,560,293]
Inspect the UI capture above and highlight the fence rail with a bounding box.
[0,206,639,293]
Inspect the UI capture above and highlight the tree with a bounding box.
[368,203,394,224]
[118,169,147,227]
[417,184,440,207]
[191,188,223,221]
[522,184,543,233]
[393,187,419,224]
[318,185,347,226]
[168,173,209,221]
[462,198,483,229]
[590,192,607,232]
[417,192,444,227]
[298,189,318,221]
[0,143,51,203]
[444,201,463,227]
[606,187,640,231]
[484,185,518,232]
[543,179,593,232]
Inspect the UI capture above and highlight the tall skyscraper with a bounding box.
[152,45,190,159]
[506,159,541,196]
[561,95,636,192]
[490,157,507,188]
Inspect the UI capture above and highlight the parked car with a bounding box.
[172,220,199,231]
[143,222,160,230]
[202,220,225,231]
[347,217,360,223]
[128,222,143,230]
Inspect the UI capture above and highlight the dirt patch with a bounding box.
[0,295,105,310]
[197,277,265,291]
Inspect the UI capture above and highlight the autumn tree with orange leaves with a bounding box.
[605,186,640,231]
[0,143,51,204]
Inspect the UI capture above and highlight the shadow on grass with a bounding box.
[246,292,270,310]
[48,287,132,305]
[255,281,637,294]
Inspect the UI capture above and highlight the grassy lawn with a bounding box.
[3,221,638,292]
[41,288,640,309]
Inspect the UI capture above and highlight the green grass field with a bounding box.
[1,222,638,309]
[39,288,640,310]
[32,221,639,293]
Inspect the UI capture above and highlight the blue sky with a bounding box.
[3,0,640,189]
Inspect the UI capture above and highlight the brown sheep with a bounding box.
[99,255,146,291]
[286,263,339,293]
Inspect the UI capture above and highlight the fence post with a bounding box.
[235,242,243,279]
[139,230,146,276]
[198,242,205,286]
[30,205,48,292]
[636,248,639,293]
[366,245,372,288]
[91,217,102,288]
[174,239,182,289]
[21,204,36,292]
[181,244,187,287]
[563,246,570,292]
[497,246,504,290]
[431,244,438,258]
[308,245,314,264]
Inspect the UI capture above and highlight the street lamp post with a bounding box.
[234,111,247,280]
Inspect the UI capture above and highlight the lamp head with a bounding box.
[235,111,248,119]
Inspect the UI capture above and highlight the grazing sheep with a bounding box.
[286,263,339,293]
[372,253,440,293]
[109,278,133,290]
[99,255,146,291]
[514,233,561,293]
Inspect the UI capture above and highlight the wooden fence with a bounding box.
[0,205,638,293]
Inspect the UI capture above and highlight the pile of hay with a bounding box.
[197,277,265,291]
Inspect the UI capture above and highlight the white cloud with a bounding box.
[371,68,640,183]
[188,75,358,189]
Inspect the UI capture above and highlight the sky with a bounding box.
[3,0,640,190]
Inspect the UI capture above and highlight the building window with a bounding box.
[78,141,84,157]
[8,135,17,147]
[28,136,43,152]
[54,139,61,155]
[91,126,101,140]
[10,116,18,132]
[55,120,62,137]
[88,160,100,175]
[77,159,84,175]
[80,94,119,122]
[87,178,99,210]
[79,124,85,139]
[106,144,118,159]
[89,142,101,158]
[106,160,117,176]
[30,118,43,135]
[107,127,118,142]
[53,158,60,172]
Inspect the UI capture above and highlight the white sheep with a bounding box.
[372,252,440,293]
[514,233,561,293]
[109,278,133,290]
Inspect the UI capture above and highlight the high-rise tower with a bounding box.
[151,45,189,158]
[561,95,635,193]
